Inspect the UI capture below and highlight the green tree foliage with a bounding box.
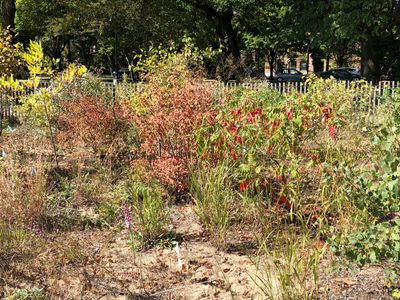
[7,0,400,80]
[241,0,297,78]
[331,0,400,80]
[15,0,214,71]
[179,0,245,60]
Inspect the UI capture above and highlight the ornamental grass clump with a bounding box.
[190,162,235,248]
[253,237,324,300]
[117,173,171,248]
[0,158,47,228]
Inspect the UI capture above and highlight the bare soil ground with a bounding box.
[1,203,395,299]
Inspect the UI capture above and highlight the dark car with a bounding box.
[336,67,360,76]
[321,68,361,81]
[117,67,133,80]
[275,68,305,82]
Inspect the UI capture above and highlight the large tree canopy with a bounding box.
[15,0,215,71]
[1,0,399,80]
[330,0,400,80]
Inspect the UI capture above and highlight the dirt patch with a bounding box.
[0,205,394,299]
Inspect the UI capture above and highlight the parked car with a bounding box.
[321,68,361,81]
[275,68,305,82]
[117,67,133,80]
[336,67,360,76]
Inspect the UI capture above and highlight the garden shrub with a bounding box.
[0,29,23,76]
[0,29,25,135]
[199,80,353,195]
[57,95,134,164]
[0,75,22,136]
[131,48,216,194]
[330,90,400,265]
[194,78,372,240]
[16,44,90,167]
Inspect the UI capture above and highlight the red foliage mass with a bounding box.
[57,96,133,160]
[133,77,216,192]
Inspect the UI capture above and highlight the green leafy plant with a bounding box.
[196,78,365,241]
[0,29,23,76]
[330,219,400,266]
[0,75,22,135]
[3,287,46,300]
[329,89,400,266]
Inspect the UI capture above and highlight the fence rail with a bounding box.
[1,80,400,122]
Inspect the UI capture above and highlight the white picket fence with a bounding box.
[221,80,400,114]
[0,81,51,121]
[1,80,400,121]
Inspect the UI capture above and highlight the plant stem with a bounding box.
[43,93,59,168]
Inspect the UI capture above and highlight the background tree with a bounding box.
[179,0,244,61]
[292,0,333,73]
[331,0,400,81]
[1,0,16,30]
[8,0,400,80]
[16,0,214,72]
[241,0,296,79]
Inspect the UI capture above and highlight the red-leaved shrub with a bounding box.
[132,68,215,193]
[58,95,133,163]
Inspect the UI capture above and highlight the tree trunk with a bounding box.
[306,41,311,74]
[335,53,345,68]
[325,55,330,71]
[267,48,276,80]
[67,39,72,62]
[220,11,240,61]
[334,40,350,67]
[1,0,16,30]
[361,35,381,82]
[186,1,240,61]
[311,47,324,73]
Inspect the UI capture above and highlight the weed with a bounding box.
[0,222,26,261]
[58,238,87,265]
[3,288,46,300]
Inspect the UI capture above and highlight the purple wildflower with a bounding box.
[30,224,54,241]
[123,202,132,230]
